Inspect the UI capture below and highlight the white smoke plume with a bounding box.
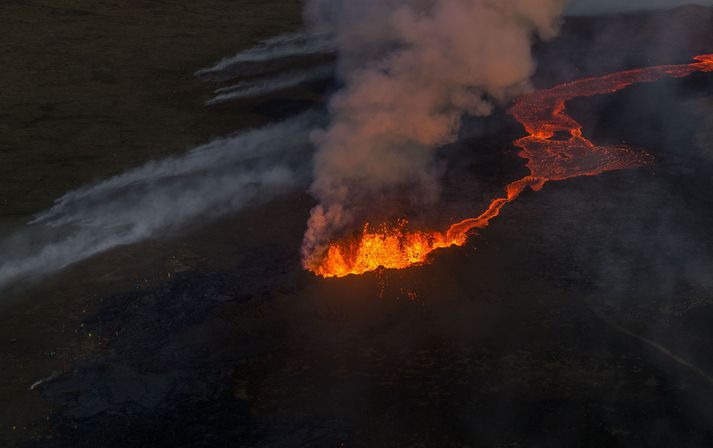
[0,113,321,290]
[206,64,334,105]
[301,0,569,268]
[196,32,335,80]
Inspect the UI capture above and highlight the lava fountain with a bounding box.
[308,54,713,278]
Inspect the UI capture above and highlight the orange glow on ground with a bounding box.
[309,54,713,278]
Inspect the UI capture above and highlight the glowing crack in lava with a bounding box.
[309,54,713,278]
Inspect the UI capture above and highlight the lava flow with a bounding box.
[309,54,713,278]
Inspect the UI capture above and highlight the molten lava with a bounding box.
[311,220,468,278]
[310,54,713,278]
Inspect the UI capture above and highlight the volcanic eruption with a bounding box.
[301,0,571,274]
[308,54,713,278]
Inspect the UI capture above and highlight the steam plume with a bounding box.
[301,0,568,268]
[196,32,335,81]
[206,64,334,105]
[0,113,320,290]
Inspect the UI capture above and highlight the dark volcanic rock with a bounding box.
[35,245,303,447]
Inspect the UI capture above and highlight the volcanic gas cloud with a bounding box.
[301,0,570,272]
[305,46,713,277]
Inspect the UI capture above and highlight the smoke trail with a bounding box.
[301,0,569,268]
[0,112,322,290]
[196,32,335,80]
[206,64,334,105]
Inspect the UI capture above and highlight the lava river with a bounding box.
[308,54,713,278]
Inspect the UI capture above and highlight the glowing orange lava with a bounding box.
[310,54,713,278]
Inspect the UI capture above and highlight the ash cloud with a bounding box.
[301,0,568,268]
[0,113,321,290]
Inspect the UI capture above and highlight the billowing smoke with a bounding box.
[0,113,321,290]
[301,0,568,268]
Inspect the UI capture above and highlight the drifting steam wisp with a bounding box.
[0,113,320,289]
[0,27,335,290]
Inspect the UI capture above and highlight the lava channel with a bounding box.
[308,54,713,278]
